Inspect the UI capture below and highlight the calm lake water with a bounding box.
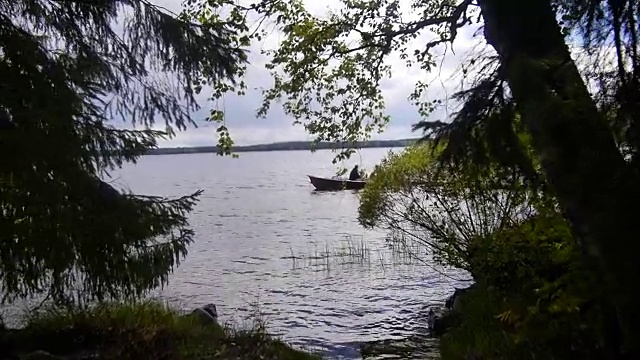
[110,148,468,358]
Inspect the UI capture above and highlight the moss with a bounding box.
[2,301,320,360]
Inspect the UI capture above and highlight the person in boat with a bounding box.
[349,165,361,181]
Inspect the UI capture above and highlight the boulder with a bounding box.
[188,303,219,327]
[445,286,470,311]
[426,306,446,335]
[431,284,476,337]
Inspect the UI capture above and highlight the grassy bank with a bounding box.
[0,301,320,360]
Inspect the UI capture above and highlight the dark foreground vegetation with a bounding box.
[0,0,319,358]
[2,0,640,359]
[0,302,319,360]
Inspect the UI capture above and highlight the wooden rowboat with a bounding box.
[307,175,366,191]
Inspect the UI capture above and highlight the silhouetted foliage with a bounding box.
[0,0,246,305]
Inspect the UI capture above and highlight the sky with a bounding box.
[131,0,486,147]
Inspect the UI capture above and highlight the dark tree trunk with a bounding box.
[477,0,640,355]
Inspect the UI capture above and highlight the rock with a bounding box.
[426,306,446,336]
[445,284,475,312]
[202,303,218,318]
[431,311,460,338]
[430,285,476,338]
[189,303,219,326]
[427,308,436,331]
[445,288,462,310]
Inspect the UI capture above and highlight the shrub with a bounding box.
[440,213,612,360]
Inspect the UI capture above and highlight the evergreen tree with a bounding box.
[0,0,246,305]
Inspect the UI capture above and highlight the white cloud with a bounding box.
[127,0,486,147]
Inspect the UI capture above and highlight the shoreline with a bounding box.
[146,139,417,156]
[0,297,454,360]
[0,301,322,360]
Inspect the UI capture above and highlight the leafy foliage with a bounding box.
[183,0,480,162]
[358,138,621,359]
[182,0,639,207]
[359,141,617,359]
[557,0,640,161]
[440,212,615,360]
[358,142,539,270]
[180,0,254,156]
[0,0,246,304]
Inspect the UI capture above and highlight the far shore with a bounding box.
[147,138,418,156]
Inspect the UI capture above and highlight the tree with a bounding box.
[188,0,640,354]
[470,1,640,355]
[358,144,609,359]
[358,143,539,270]
[0,0,246,305]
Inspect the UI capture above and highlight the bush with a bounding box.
[440,213,614,360]
[356,142,619,359]
[1,301,320,360]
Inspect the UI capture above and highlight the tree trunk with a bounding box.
[477,0,640,355]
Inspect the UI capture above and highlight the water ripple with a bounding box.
[113,150,472,358]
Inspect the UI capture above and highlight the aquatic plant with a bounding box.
[284,234,423,273]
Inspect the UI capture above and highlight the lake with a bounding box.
[110,147,469,358]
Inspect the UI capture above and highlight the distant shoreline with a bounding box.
[146,138,419,155]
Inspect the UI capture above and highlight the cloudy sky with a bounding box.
[139,0,486,147]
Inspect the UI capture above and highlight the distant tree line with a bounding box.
[146,139,418,155]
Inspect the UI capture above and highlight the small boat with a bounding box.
[307,175,366,191]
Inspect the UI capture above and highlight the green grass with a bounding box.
[2,301,321,360]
